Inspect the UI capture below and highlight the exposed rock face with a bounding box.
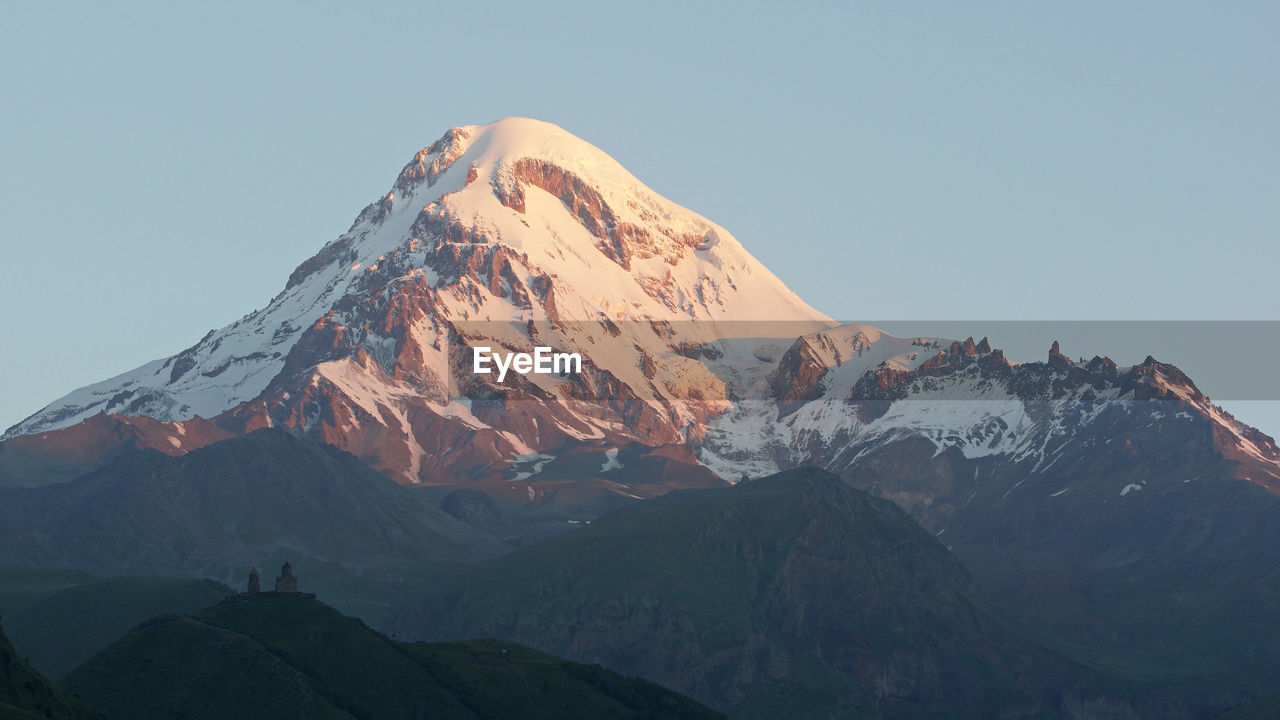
[704,333,1280,500]
[768,330,872,406]
[0,413,232,488]
[503,158,707,270]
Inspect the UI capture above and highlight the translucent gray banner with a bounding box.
[444,320,1280,401]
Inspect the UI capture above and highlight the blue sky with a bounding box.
[1,2,1277,433]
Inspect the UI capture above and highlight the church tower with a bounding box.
[247,566,260,595]
[274,562,298,593]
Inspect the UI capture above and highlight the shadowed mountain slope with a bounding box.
[62,594,725,720]
[0,430,511,622]
[0,622,100,720]
[395,467,1208,719]
[0,566,231,681]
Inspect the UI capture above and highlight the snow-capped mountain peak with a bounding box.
[4,119,827,464]
[6,119,1278,508]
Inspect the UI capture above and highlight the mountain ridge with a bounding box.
[3,119,1279,708]
[396,466,1213,719]
[5,117,1277,508]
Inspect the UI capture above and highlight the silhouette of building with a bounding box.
[241,562,314,598]
[275,562,298,593]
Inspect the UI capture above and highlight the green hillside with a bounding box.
[63,594,725,720]
[0,565,231,680]
[0,621,99,720]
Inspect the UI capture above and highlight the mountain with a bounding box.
[0,430,512,623]
[3,117,1279,703]
[393,467,1212,719]
[3,116,824,498]
[700,335,1280,691]
[62,593,726,720]
[704,330,1280,494]
[4,119,1276,507]
[0,414,232,488]
[0,566,230,681]
[0,621,100,720]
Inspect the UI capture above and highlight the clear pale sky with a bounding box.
[1,2,1277,434]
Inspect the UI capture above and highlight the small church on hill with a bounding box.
[243,562,316,598]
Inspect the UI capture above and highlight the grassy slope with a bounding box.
[0,565,231,680]
[61,613,353,720]
[63,595,726,720]
[0,622,99,720]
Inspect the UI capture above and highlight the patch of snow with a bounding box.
[509,452,554,481]
[600,448,623,472]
